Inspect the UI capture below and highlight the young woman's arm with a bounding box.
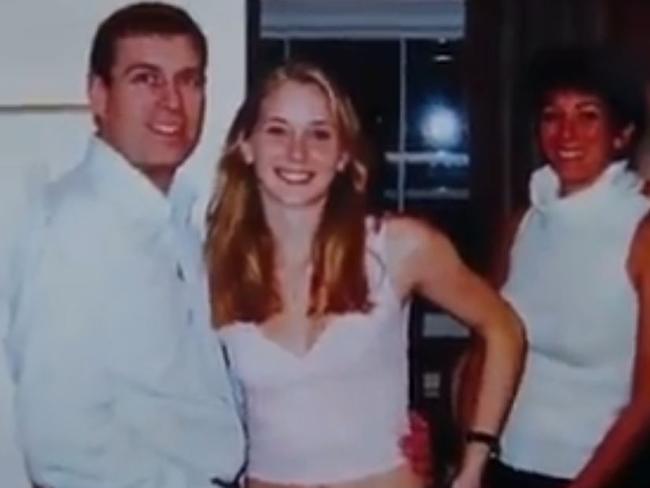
[567,212,650,488]
[385,216,525,488]
[453,208,528,433]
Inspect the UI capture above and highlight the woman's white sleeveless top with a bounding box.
[219,223,411,484]
[501,162,649,477]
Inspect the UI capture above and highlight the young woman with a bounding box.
[205,62,524,488]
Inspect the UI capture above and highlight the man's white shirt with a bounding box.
[0,157,43,488]
[4,137,245,488]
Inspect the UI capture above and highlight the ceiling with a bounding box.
[260,0,465,39]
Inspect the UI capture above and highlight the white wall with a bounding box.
[0,0,248,231]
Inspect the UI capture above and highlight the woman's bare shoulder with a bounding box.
[382,213,452,255]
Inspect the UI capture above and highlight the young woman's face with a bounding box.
[241,80,347,209]
[538,89,630,195]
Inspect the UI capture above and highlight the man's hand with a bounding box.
[400,411,434,485]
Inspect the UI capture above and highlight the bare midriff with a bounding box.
[246,463,423,488]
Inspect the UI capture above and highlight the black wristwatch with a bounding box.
[465,430,501,458]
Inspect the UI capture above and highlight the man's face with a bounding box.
[89,34,205,184]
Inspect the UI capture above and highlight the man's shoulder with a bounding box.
[41,164,108,233]
[45,162,92,206]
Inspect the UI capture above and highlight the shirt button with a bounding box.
[176,264,185,281]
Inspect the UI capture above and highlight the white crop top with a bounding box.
[218,222,411,485]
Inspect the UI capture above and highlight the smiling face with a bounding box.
[89,34,205,191]
[538,89,631,195]
[241,80,348,209]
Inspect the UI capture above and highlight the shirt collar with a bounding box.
[84,135,197,227]
[530,160,641,211]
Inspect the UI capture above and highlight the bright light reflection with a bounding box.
[420,105,462,149]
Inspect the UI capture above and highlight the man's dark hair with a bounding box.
[90,2,207,83]
[525,45,646,137]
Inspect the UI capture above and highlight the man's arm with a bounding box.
[400,411,433,483]
[0,191,33,488]
[0,334,30,488]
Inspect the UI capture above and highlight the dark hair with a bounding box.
[90,2,207,83]
[526,45,646,137]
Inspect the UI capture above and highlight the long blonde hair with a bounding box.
[205,62,374,326]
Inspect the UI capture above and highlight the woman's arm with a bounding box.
[385,216,525,488]
[567,212,650,488]
[453,208,528,431]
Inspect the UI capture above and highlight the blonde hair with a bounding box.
[205,62,374,326]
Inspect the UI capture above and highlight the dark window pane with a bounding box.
[289,40,399,152]
[377,156,400,211]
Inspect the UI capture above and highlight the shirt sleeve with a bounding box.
[7,219,213,488]
[0,194,40,488]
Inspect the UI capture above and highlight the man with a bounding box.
[5,3,246,487]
